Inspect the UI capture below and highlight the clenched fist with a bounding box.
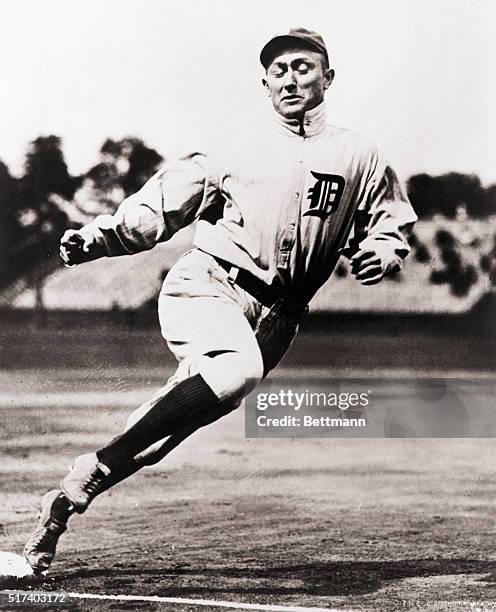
[350,244,399,285]
[60,230,105,266]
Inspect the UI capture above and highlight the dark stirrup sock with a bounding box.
[96,374,219,472]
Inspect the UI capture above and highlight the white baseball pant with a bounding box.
[125,248,301,464]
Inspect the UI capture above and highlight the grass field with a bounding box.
[1,358,496,611]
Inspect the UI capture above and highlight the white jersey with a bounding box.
[83,101,417,303]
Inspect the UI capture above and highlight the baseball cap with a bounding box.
[260,27,329,69]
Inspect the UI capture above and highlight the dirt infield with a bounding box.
[1,368,496,611]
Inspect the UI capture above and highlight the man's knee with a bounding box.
[125,346,262,436]
[195,348,263,404]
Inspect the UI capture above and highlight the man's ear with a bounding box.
[262,77,270,96]
[324,68,335,90]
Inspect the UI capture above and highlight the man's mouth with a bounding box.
[281,95,302,103]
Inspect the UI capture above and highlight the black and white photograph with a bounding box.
[0,1,495,610]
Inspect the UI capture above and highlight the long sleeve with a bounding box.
[358,148,418,274]
[81,153,217,257]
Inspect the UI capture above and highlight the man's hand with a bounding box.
[60,229,104,266]
[350,246,398,285]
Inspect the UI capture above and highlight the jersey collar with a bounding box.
[273,101,327,138]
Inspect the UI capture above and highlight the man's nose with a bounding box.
[282,69,297,89]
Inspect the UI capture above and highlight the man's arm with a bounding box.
[60,153,216,266]
[350,149,418,285]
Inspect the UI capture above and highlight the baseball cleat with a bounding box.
[24,490,69,573]
[61,453,111,512]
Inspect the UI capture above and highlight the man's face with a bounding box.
[263,47,334,119]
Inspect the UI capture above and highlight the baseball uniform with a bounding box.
[77,101,417,462]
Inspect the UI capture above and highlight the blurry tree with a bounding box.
[430,228,478,297]
[22,135,76,202]
[78,137,163,214]
[409,231,431,264]
[480,232,496,286]
[407,172,487,218]
[407,173,436,218]
[483,185,496,218]
[439,173,485,218]
[0,161,22,286]
[10,136,76,307]
[84,158,123,210]
[0,135,163,298]
[18,136,75,249]
[122,139,163,196]
[96,136,163,197]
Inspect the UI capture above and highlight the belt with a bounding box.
[211,255,309,321]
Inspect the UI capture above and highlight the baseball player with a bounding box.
[24,28,417,572]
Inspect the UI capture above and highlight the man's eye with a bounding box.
[297,64,309,73]
[271,71,285,78]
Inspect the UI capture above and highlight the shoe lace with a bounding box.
[83,468,106,496]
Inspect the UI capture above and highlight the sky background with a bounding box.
[1,0,495,184]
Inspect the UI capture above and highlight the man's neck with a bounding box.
[273,101,327,138]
